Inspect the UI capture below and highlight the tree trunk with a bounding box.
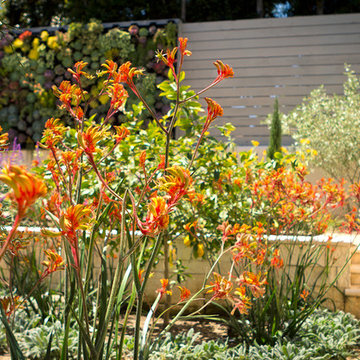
[257,0,264,17]
[316,0,325,14]
[181,0,186,22]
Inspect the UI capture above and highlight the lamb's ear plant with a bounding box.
[146,310,360,360]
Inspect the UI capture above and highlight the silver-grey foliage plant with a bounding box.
[282,65,360,184]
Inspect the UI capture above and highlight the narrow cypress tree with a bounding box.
[267,98,282,160]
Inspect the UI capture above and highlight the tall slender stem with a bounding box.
[93,190,128,359]
[133,233,163,360]
[88,156,123,201]
[179,79,221,104]
[131,85,168,134]
[0,213,20,261]
[162,73,181,327]
[133,294,143,360]
[187,131,206,171]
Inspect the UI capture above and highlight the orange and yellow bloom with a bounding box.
[157,278,172,297]
[157,166,193,205]
[0,165,47,218]
[41,249,65,279]
[213,60,234,81]
[207,272,233,300]
[202,98,224,133]
[139,196,169,237]
[178,286,191,301]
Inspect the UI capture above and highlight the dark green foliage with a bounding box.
[4,0,360,27]
[290,0,360,15]
[63,0,182,24]
[267,98,282,160]
[4,0,64,27]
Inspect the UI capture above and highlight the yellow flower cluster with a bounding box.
[47,36,59,50]
[29,38,40,60]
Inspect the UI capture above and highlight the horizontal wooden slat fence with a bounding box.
[179,13,360,146]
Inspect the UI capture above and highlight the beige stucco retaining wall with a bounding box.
[0,228,357,315]
[143,235,356,311]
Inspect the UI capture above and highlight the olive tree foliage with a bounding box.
[282,66,360,184]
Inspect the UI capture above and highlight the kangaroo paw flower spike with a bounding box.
[0,165,47,218]
[41,249,65,279]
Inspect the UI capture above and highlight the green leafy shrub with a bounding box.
[2,308,358,359]
[281,65,360,185]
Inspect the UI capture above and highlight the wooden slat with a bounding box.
[186,44,360,60]
[210,125,270,137]
[184,64,359,79]
[222,106,294,117]
[186,24,360,41]
[188,85,344,97]
[189,34,360,51]
[210,95,305,107]
[182,13,360,32]
[208,130,294,146]
[182,54,360,70]
[196,100,294,116]
[187,74,351,88]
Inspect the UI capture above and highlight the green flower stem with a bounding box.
[131,83,168,134]
[179,79,221,104]
[162,70,182,327]
[131,235,147,360]
[141,233,163,293]
[160,247,231,336]
[93,189,129,359]
[88,156,123,201]
[75,248,90,336]
[61,268,76,360]
[134,294,144,360]
[0,213,20,261]
[118,287,136,359]
[130,233,163,360]
[187,130,206,171]
[83,195,104,296]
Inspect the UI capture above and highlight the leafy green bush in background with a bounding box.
[0,20,177,146]
[281,66,360,185]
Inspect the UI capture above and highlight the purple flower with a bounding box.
[44,70,55,79]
